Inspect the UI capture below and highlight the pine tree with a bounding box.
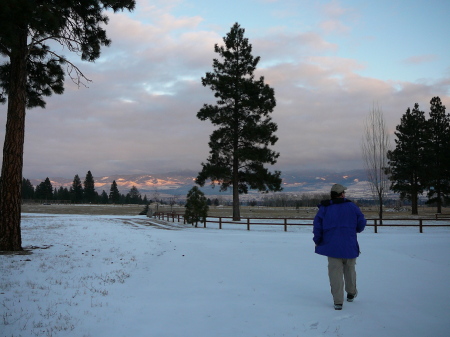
[83,171,96,203]
[196,23,282,221]
[387,103,428,214]
[109,181,120,204]
[184,186,209,227]
[35,177,53,201]
[100,190,109,204]
[70,174,83,203]
[0,0,136,251]
[43,177,53,201]
[128,186,141,204]
[59,187,71,201]
[424,97,450,213]
[139,203,150,216]
[21,178,34,200]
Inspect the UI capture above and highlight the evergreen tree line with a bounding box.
[21,171,149,205]
[387,96,450,214]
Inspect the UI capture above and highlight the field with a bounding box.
[22,202,447,219]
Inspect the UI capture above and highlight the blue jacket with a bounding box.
[313,198,366,259]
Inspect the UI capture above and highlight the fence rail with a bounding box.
[153,212,450,233]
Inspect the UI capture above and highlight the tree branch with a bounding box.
[46,50,92,88]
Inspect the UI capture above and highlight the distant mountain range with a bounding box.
[29,169,383,200]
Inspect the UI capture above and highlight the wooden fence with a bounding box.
[153,212,450,233]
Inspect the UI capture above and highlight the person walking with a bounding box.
[313,183,366,310]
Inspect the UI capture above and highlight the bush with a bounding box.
[184,186,209,227]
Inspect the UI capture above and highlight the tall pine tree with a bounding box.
[35,177,53,201]
[425,97,450,213]
[70,174,83,203]
[387,104,428,214]
[21,178,34,200]
[100,190,109,204]
[128,186,141,204]
[83,171,96,203]
[109,180,120,204]
[196,23,282,221]
[0,0,136,251]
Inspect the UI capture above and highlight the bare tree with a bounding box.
[168,195,179,212]
[362,104,390,224]
[152,188,161,213]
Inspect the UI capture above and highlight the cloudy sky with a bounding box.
[1,0,449,179]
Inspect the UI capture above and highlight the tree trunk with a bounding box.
[232,187,240,221]
[378,193,383,225]
[232,158,241,221]
[411,192,418,215]
[232,103,240,221]
[0,29,28,252]
[436,188,442,214]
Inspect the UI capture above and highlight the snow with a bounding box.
[1,214,450,337]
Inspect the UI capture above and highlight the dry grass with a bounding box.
[22,202,447,219]
[22,203,146,216]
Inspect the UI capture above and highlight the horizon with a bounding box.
[26,168,378,199]
[26,167,368,181]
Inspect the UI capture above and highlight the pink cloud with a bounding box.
[319,19,351,34]
[318,0,357,35]
[403,54,438,64]
[322,0,349,17]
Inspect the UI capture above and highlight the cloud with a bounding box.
[403,54,438,65]
[319,20,351,35]
[318,0,355,35]
[0,0,449,180]
[322,0,349,17]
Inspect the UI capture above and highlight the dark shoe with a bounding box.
[334,304,343,310]
[347,291,358,302]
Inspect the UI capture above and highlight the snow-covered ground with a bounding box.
[1,214,449,337]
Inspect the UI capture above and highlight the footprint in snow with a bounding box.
[309,322,319,329]
[333,314,354,321]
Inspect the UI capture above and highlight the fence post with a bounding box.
[219,217,222,229]
[419,219,423,233]
[247,218,250,231]
[374,219,378,233]
[284,218,287,232]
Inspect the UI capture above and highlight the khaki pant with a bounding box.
[327,257,357,305]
